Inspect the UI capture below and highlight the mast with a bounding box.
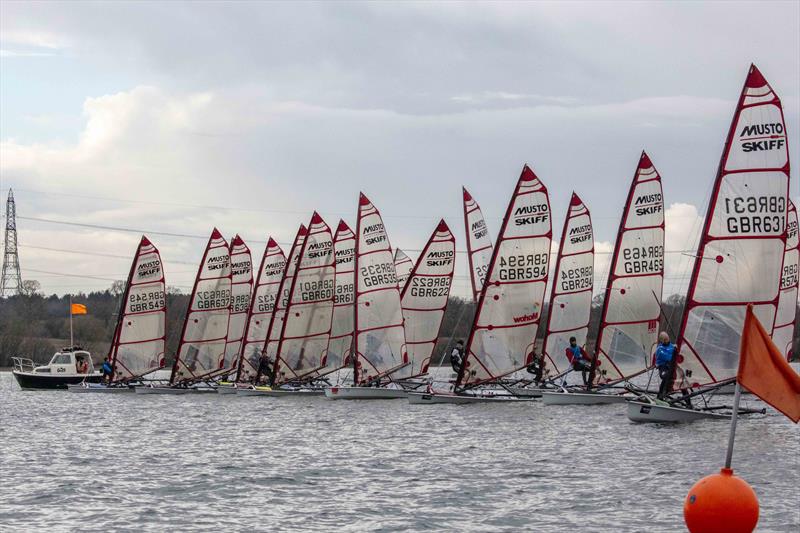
[676,64,790,388]
[170,229,231,385]
[462,187,494,303]
[592,152,665,384]
[353,193,408,385]
[399,219,456,378]
[541,193,594,375]
[456,165,552,389]
[222,235,253,375]
[772,200,798,361]
[109,235,167,381]
[393,249,414,292]
[271,212,336,384]
[236,237,286,382]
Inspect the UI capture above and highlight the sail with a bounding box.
[170,229,231,384]
[400,219,456,377]
[319,220,356,375]
[222,235,253,373]
[236,237,286,382]
[463,187,494,302]
[110,236,166,380]
[772,200,798,361]
[257,224,307,383]
[457,165,552,388]
[354,193,408,384]
[542,193,594,375]
[393,249,414,292]
[593,152,665,384]
[272,213,336,384]
[676,64,790,388]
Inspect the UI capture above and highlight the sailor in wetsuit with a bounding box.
[450,340,465,374]
[655,331,677,400]
[257,353,274,385]
[565,337,591,386]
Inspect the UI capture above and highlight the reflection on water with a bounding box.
[1,373,797,532]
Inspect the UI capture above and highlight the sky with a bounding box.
[1,1,798,298]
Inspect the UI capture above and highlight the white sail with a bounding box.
[772,200,798,361]
[170,229,231,384]
[401,220,456,377]
[272,212,336,384]
[222,235,253,373]
[257,225,307,383]
[320,220,356,375]
[463,187,494,302]
[354,193,408,384]
[393,249,414,292]
[593,152,665,384]
[457,165,552,388]
[542,193,594,375]
[110,236,167,380]
[236,238,286,383]
[677,64,790,388]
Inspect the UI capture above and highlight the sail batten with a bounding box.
[463,187,494,303]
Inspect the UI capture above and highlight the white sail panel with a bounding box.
[170,229,231,384]
[593,152,665,384]
[677,65,790,388]
[236,238,286,383]
[542,193,594,374]
[772,200,798,360]
[320,220,356,375]
[393,249,414,292]
[273,213,336,383]
[463,187,494,302]
[354,193,408,384]
[110,236,167,380]
[222,235,253,373]
[458,166,552,388]
[257,225,307,383]
[401,220,456,377]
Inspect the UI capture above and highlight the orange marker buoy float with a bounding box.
[684,467,759,533]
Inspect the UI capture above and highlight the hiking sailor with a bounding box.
[450,340,465,374]
[566,337,591,386]
[100,357,113,383]
[655,331,677,400]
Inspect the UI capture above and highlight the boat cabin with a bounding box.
[35,347,96,375]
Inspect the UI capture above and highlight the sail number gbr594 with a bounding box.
[497,253,548,281]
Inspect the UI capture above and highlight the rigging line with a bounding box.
[18,243,198,265]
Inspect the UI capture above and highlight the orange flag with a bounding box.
[71,303,87,315]
[737,305,800,423]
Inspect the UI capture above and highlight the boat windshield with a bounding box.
[52,353,72,364]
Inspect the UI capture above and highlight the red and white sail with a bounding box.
[772,200,797,361]
[463,187,494,302]
[593,153,665,384]
[272,213,336,384]
[542,193,594,375]
[236,237,286,383]
[319,220,356,375]
[354,193,408,384]
[110,236,166,380]
[400,220,456,377]
[457,166,552,388]
[170,229,231,384]
[257,225,307,383]
[393,249,414,292]
[222,235,253,373]
[677,64,790,388]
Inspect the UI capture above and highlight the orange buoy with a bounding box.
[684,467,759,533]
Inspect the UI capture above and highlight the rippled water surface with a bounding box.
[1,373,798,532]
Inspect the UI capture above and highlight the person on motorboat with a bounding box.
[77,358,89,374]
[655,331,677,400]
[101,357,113,383]
[566,337,590,386]
[450,340,465,373]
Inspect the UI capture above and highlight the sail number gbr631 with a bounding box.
[722,196,785,234]
[498,253,548,281]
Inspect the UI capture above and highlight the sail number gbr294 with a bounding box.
[498,253,547,281]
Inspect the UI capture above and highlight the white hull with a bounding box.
[216,385,239,395]
[407,392,536,404]
[324,386,408,400]
[626,401,730,423]
[541,391,630,405]
[67,383,134,393]
[504,386,545,398]
[134,385,190,395]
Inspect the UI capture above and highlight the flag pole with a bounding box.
[69,295,74,347]
[724,381,743,469]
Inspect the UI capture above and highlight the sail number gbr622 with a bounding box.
[498,253,548,281]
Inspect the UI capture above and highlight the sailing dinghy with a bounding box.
[771,200,798,361]
[628,64,790,422]
[409,165,551,404]
[394,249,414,293]
[136,229,231,394]
[542,152,665,405]
[325,193,410,400]
[69,236,167,392]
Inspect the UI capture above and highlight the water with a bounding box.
[1,373,798,532]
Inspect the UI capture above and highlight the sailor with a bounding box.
[257,353,274,384]
[450,340,465,373]
[525,351,545,386]
[101,357,113,382]
[565,337,590,386]
[655,331,677,400]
